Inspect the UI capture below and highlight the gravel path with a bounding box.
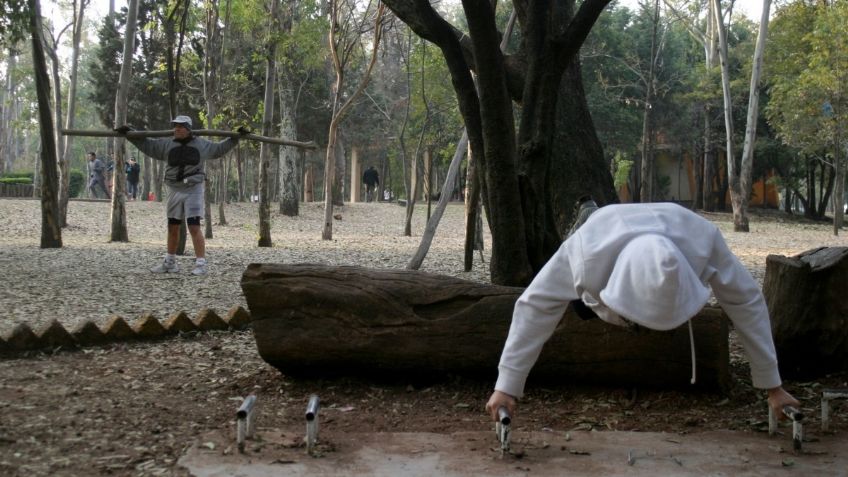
[1,198,845,335]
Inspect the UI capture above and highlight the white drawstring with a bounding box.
[688,320,696,385]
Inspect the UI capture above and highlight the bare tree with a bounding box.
[322,0,385,240]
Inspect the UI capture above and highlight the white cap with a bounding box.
[171,115,193,129]
[599,234,711,330]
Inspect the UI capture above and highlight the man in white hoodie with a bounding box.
[486,203,799,422]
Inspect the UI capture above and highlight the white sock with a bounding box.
[196,257,207,265]
[165,254,176,261]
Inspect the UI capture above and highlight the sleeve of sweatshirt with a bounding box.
[495,240,580,398]
[128,137,170,161]
[707,232,782,389]
[205,137,239,160]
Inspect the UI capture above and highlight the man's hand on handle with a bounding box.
[114,125,134,135]
[486,390,517,422]
[768,386,800,420]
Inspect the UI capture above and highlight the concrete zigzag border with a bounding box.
[0,306,251,356]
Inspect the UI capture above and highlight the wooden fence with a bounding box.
[0,183,34,197]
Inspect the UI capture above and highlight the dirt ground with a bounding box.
[0,198,846,476]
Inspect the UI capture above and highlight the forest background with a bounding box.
[0,0,846,285]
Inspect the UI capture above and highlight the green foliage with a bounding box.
[0,176,32,185]
[612,151,633,189]
[1,170,34,180]
[0,0,28,47]
[766,0,848,155]
[582,2,700,160]
[655,174,671,200]
[68,168,86,198]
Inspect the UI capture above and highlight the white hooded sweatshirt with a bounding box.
[495,203,781,398]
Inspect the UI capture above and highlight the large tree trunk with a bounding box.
[242,264,730,390]
[763,247,848,379]
[383,0,616,287]
[29,0,62,249]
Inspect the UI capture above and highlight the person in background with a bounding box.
[125,157,141,200]
[86,152,110,199]
[362,165,380,202]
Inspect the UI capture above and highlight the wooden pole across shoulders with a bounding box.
[61,128,318,150]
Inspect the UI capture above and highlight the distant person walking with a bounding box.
[363,165,380,202]
[125,158,141,200]
[87,152,110,199]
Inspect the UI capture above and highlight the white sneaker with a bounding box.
[151,259,180,274]
[191,262,208,276]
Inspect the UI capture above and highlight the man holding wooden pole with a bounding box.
[115,116,248,276]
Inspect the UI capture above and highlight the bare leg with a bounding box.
[166,223,180,255]
[188,224,205,259]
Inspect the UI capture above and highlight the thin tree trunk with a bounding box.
[833,124,844,234]
[640,0,661,203]
[236,146,245,202]
[711,0,738,225]
[59,0,86,227]
[735,0,772,232]
[332,133,345,206]
[258,0,279,248]
[0,50,17,176]
[408,132,468,270]
[110,0,139,242]
[218,156,229,224]
[464,136,482,271]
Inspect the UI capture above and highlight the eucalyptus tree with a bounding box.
[380,0,618,286]
[58,0,88,227]
[109,0,139,243]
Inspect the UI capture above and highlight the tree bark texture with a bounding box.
[278,86,299,216]
[110,0,139,243]
[257,0,279,248]
[383,0,617,286]
[242,264,730,390]
[763,247,848,379]
[29,0,62,248]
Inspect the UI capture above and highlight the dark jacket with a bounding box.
[126,162,141,184]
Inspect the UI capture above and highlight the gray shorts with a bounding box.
[166,184,204,220]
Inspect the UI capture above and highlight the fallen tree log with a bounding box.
[764,247,848,379]
[242,264,730,390]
